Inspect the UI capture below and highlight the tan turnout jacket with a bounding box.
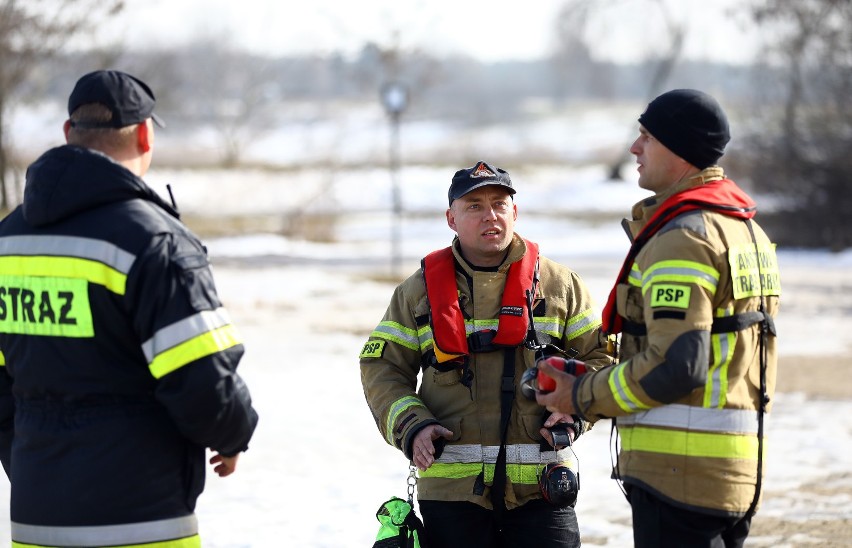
[360,234,612,509]
[573,167,781,516]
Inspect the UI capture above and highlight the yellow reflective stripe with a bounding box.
[532,316,561,338]
[418,462,542,485]
[642,259,719,296]
[13,536,201,548]
[565,309,601,339]
[608,362,650,413]
[628,263,642,287]
[385,396,425,445]
[417,325,433,352]
[0,256,127,295]
[0,349,5,366]
[142,309,233,363]
[371,321,419,350]
[468,319,498,333]
[618,404,760,434]
[0,235,135,273]
[706,308,736,408]
[619,425,759,459]
[148,325,241,379]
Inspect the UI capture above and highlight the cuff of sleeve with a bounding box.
[403,419,440,460]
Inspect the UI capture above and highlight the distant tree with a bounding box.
[172,38,281,168]
[741,0,852,250]
[550,0,685,179]
[549,1,598,102]
[0,0,124,209]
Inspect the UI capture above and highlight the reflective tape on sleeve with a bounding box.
[385,395,425,445]
[608,361,651,413]
[564,308,601,340]
[642,260,720,296]
[144,308,242,379]
[370,321,420,351]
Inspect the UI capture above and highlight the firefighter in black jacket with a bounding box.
[0,70,259,547]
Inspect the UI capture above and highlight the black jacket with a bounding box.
[0,145,258,535]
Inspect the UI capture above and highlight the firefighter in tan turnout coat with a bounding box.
[360,162,612,548]
[536,89,781,548]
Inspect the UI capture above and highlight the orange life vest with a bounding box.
[421,239,540,364]
[602,178,756,335]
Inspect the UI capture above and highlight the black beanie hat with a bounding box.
[638,89,730,169]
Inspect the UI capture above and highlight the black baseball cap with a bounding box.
[448,161,515,206]
[67,70,165,129]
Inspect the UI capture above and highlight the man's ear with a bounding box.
[136,121,151,153]
[446,208,456,232]
[63,120,72,142]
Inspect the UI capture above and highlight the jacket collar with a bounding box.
[22,145,177,227]
[450,233,527,276]
[623,167,726,241]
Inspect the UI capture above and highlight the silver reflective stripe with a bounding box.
[0,235,135,273]
[617,404,761,434]
[12,514,198,545]
[565,310,600,339]
[374,321,420,350]
[437,443,570,465]
[533,317,561,336]
[142,307,232,362]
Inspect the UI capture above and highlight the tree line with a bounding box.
[1,0,850,250]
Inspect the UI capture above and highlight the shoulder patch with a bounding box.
[728,243,781,299]
[650,284,691,309]
[360,340,386,359]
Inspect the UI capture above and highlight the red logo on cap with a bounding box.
[470,162,496,179]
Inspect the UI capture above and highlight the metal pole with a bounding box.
[380,81,408,278]
[390,112,402,278]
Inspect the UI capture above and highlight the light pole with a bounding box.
[380,81,408,278]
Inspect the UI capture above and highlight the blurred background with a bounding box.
[0,0,850,256]
[2,3,852,546]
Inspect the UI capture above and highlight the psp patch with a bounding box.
[360,339,386,359]
[650,284,691,309]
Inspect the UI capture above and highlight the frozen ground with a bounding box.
[1,106,850,545]
[0,198,849,546]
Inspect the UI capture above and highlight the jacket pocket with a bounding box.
[432,368,463,387]
[173,252,219,310]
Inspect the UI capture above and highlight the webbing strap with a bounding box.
[742,219,770,522]
[490,347,516,523]
[623,310,776,337]
[712,310,776,335]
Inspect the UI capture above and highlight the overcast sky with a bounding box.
[102,0,760,64]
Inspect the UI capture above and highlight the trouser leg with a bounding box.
[629,485,752,548]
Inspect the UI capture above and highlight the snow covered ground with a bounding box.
[0,163,850,546]
[2,99,851,545]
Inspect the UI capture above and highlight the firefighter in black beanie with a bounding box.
[537,89,781,548]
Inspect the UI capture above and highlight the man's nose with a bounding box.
[629,138,642,156]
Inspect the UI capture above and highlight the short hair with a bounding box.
[67,103,138,151]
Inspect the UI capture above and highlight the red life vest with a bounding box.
[602,178,756,335]
[422,239,540,364]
